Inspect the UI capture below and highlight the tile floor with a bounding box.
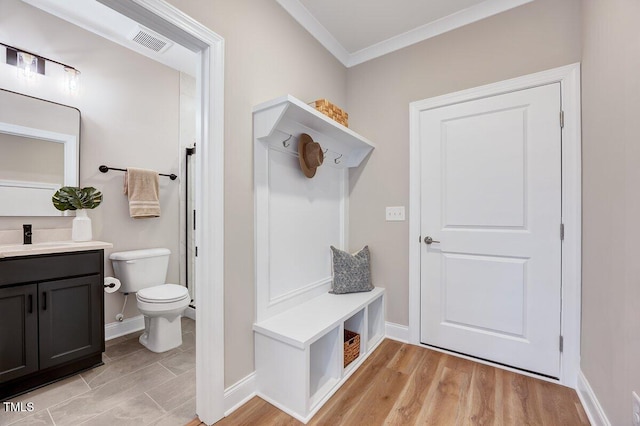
[2,317,196,426]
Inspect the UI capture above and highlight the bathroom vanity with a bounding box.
[0,243,111,399]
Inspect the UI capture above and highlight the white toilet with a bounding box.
[109,248,190,353]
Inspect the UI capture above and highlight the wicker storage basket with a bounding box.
[344,329,360,368]
[313,99,349,127]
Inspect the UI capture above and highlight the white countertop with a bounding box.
[0,240,113,258]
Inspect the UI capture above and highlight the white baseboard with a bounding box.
[576,370,611,426]
[184,306,196,320]
[104,315,145,341]
[223,372,256,416]
[385,321,409,343]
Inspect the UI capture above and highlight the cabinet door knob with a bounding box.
[42,292,47,311]
[28,294,33,314]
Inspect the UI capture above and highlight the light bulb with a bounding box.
[17,52,37,80]
[64,67,80,94]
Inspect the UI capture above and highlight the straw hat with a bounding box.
[298,133,324,178]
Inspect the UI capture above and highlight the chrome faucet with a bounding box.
[23,224,32,245]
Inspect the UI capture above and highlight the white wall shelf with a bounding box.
[253,95,375,168]
[254,288,385,423]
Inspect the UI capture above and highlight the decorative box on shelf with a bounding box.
[312,99,348,128]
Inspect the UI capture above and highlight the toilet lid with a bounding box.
[137,284,189,303]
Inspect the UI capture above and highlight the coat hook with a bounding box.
[334,154,343,164]
[323,148,328,154]
[282,134,292,148]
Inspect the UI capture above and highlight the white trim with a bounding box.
[0,180,59,190]
[104,315,145,341]
[0,122,78,187]
[408,63,582,387]
[385,322,409,343]
[223,373,257,417]
[275,0,532,67]
[348,0,533,67]
[93,1,226,424]
[274,0,350,67]
[184,305,196,321]
[268,277,331,307]
[576,370,611,426]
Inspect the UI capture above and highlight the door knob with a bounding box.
[424,236,440,245]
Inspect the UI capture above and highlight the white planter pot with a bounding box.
[72,209,92,242]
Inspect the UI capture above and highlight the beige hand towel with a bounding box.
[124,167,161,218]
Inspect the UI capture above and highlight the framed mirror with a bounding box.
[0,89,80,216]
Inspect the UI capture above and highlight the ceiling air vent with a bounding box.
[129,26,173,53]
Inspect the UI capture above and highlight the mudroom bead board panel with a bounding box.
[267,149,344,303]
[254,139,347,321]
[253,95,375,169]
[254,94,375,322]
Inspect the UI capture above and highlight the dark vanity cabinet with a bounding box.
[0,250,105,399]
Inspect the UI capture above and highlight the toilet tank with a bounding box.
[109,248,171,293]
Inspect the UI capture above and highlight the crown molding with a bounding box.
[275,0,350,67]
[276,0,534,68]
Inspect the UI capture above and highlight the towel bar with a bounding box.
[98,165,177,180]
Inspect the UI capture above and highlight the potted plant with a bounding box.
[52,186,103,242]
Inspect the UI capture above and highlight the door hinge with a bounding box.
[560,110,565,129]
[559,335,564,352]
[560,223,565,240]
[195,246,198,257]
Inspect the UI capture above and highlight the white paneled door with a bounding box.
[419,83,562,378]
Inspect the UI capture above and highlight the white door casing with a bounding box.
[419,83,562,378]
[409,63,581,387]
[92,0,226,423]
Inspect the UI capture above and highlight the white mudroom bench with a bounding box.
[253,287,385,423]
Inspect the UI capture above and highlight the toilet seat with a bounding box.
[137,283,189,304]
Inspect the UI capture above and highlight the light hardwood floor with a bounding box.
[208,339,589,425]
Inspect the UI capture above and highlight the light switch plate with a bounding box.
[386,206,405,221]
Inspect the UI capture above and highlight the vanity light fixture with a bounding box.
[1,42,81,93]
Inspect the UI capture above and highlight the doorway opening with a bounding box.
[22,0,226,422]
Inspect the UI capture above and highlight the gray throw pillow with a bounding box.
[330,246,373,294]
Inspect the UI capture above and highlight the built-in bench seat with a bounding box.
[253,287,385,423]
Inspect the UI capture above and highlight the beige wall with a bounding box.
[0,0,181,324]
[164,0,347,387]
[581,1,640,424]
[346,0,582,326]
